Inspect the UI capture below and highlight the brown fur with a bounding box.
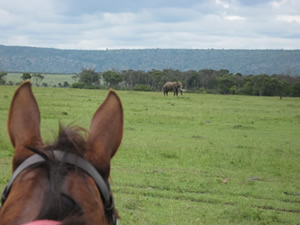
[0,81,123,225]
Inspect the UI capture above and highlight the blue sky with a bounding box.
[0,0,299,49]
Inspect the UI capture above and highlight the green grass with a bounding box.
[0,86,299,224]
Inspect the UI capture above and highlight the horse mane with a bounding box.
[46,123,88,156]
[27,124,89,225]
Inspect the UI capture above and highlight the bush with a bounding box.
[199,87,206,94]
[83,85,101,89]
[71,82,84,89]
[133,84,152,91]
[292,82,300,97]
[7,81,14,86]
[229,85,237,95]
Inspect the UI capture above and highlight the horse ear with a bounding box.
[86,90,123,179]
[8,81,43,170]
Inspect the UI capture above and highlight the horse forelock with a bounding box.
[22,124,90,224]
[46,123,88,156]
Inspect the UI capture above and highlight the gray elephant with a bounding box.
[163,81,183,96]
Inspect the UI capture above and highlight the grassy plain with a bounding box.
[0,85,299,224]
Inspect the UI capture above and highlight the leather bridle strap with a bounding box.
[51,150,114,213]
[1,153,45,204]
[1,151,116,224]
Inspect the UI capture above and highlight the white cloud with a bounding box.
[0,9,18,26]
[270,0,289,9]
[215,0,231,8]
[0,0,299,49]
[277,15,300,23]
[224,15,246,21]
[102,12,136,25]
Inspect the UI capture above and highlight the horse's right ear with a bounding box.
[8,81,43,170]
[86,90,123,179]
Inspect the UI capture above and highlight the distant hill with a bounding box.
[0,45,299,75]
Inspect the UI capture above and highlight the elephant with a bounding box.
[163,81,183,96]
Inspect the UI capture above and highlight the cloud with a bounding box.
[0,0,299,49]
[224,15,246,21]
[215,0,231,8]
[277,15,300,23]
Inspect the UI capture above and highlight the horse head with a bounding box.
[0,81,123,225]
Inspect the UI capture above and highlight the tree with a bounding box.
[280,81,292,97]
[21,73,32,81]
[71,74,80,82]
[264,78,283,96]
[292,82,300,97]
[199,69,220,90]
[0,72,7,85]
[251,74,270,96]
[217,74,236,94]
[184,70,199,90]
[31,73,44,86]
[42,82,48,87]
[78,68,100,86]
[120,70,147,89]
[102,70,122,88]
[150,70,167,91]
[240,80,254,95]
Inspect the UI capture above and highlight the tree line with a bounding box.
[71,68,300,97]
[1,69,300,97]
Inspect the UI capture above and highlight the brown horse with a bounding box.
[0,81,123,225]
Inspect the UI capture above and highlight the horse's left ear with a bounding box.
[7,81,43,170]
[86,90,123,179]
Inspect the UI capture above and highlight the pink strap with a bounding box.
[23,220,60,225]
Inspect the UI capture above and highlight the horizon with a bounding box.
[1,44,300,51]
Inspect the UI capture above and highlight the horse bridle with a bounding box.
[1,150,117,225]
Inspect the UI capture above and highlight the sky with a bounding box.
[0,0,300,50]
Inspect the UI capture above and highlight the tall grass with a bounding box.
[0,85,299,224]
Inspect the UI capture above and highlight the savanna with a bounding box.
[0,85,299,224]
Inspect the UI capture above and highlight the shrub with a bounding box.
[71,82,84,89]
[133,84,152,91]
[199,87,206,94]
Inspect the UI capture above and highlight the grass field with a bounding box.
[0,85,299,224]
